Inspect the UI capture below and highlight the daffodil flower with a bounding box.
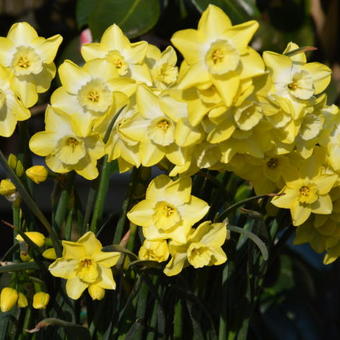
[29,106,105,180]
[164,221,228,276]
[49,232,121,300]
[0,22,62,107]
[127,175,209,244]
[81,24,151,85]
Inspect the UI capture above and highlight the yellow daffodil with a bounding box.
[49,231,121,300]
[29,106,105,180]
[105,105,141,169]
[272,149,337,226]
[139,240,170,262]
[0,22,62,107]
[171,4,264,105]
[0,287,18,312]
[263,42,331,117]
[164,221,228,276]
[0,65,30,137]
[127,175,210,244]
[146,45,178,89]
[32,292,50,309]
[54,59,131,136]
[118,86,177,167]
[81,24,151,85]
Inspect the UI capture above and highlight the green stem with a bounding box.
[90,157,113,233]
[218,263,229,340]
[229,225,268,261]
[113,167,140,244]
[83,185,96,232]
[216,193,277,222]
[0,150,62,256]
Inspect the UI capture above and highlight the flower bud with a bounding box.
[15,160,24,177]
[42,248,57,260]
[0,179,16,196]
[25,165,48,184]
[19,250,31,262]
[7,154,17,170]
[17,293,28,308]
[16,232,46,247]
[33,292,50,309]
[0,287,18,312]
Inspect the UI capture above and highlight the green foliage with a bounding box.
[77,0,161,39]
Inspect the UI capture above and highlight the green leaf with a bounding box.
[191,0,260,24]
[0,262,39,273]
[76,0,97,29]
[26,318,91,340]
[88,0,161,40]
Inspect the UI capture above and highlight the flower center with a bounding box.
[298,184,318,204]
[87,90,100,103]
[108,51,128,76]
[12,46,42,76]
[211,48,224,64]
[156,119,170,131]
[78,79,112,113]
[66,137,79,148]
[205,40,239,75]
[287,70,314,100]
[76,258,98,283]
[267,158,279,169]
[152,201,181,230]
[17,56,30,69]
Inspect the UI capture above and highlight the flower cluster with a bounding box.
[2,4,340,305]
[127,174,228,276]
[0,22,62,137]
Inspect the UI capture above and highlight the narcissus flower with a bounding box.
[164,221,228,276]
[49,231,121,300]
[0,22,62,107]
[32,292,50,309]
[81,24,151,85]
[272,150,337,226]
[127,175,209,244]
[54,59,131,136]
[139,240,169,262]
[0,287,18,312]
[263,42,331,117]
[25,165,48,184]
[29,106,105,180]
[171,4,264,105]
[146,45,178,89]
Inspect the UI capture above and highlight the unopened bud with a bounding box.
[16,232,46,247]
[0,287,18,312]
[25,166,48,184]
[17,293,28,308]
[33,292,50,309]
[0,179,16,196]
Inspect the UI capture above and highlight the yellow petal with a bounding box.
[7,22,38,45]
[48,258,78,279]
[66,277,88,300]
[77,231,102,255]
[198,4,232,38]
[127,199,155,227]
